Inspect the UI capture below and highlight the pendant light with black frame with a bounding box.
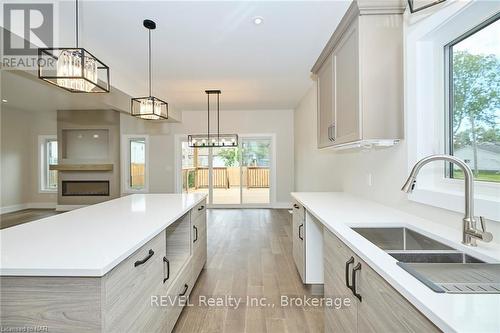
[131,19,168,120]
[188,90,238,147]
[38,0,110,93]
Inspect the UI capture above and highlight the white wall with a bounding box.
[294,85,341,192]
[294,84,500,244]
[121,109,295,206]
[1,106,57,211]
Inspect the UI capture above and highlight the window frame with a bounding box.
[405,0,500,222]
[444,12,500,183]
[38,135,58,193]
[121,135,150,194]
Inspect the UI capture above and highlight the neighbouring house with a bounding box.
[455,143,500,172]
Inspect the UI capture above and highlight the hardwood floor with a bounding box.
[0,209,60,230]
[174,209,324,333]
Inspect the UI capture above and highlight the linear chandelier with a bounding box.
[131,19,168,120]
[188,90,238,148]
[38,0,110,93]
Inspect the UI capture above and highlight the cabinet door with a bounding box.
[356,257,440,333]
[332,20,361,145]
[192,211,207,281]
[103,231,166,332]
[292,203,305,282]
[323,229,357,333]
[317,54,335,148]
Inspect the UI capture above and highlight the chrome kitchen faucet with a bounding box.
[401,154,493,247]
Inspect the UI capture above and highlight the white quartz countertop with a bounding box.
[291,192,500,333]
[0,193,207,277]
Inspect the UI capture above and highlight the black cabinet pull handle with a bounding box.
[293,204,300,209]
[352,262,362,302]
[179,284,189,296]
[193,225,198,243]
[298,224,304,240]
[345,257,354,291]
[163,257,170,283]
[198,205,204,211]
[134,249,154,267]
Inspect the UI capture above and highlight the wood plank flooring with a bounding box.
[174,209,324,333]
[0,209,60,230]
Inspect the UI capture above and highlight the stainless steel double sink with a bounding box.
[352,227,500,294]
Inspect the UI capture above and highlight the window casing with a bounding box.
[39,135,58,192]
[406,1,500,221]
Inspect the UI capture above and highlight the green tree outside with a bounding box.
[452,51,500,181]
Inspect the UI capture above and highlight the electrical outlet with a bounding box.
[367,173,373,187]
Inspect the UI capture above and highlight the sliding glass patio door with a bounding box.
[180,135,272,207]
[241,137,271,204]
[212,146,241,205]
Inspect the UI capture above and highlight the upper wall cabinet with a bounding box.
[312,0,405,150]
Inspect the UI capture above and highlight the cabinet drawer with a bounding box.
[191,199,207,222]
[165,263,193,333]
[103,231,166,332]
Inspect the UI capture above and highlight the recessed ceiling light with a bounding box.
[253,16,264,25]
[1,99,7,103]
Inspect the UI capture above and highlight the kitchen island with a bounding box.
[0,193,207,332]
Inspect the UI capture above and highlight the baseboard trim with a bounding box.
[0,202,57,214]
[55,204,87,212]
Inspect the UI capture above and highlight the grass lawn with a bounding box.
[452,170,500,183]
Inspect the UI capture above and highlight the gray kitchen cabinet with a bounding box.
[323,228,440,332]
[292,200,305,282]
[312,0,404,149]
[324,229,357,333]
[317,54,335,148]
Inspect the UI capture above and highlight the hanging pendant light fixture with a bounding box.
[38,0,110,93]
[188,90,238,148]
[131,19,168,120]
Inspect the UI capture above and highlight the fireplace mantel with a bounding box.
[50,164,113,171]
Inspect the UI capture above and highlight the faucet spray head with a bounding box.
[401,177,416,193]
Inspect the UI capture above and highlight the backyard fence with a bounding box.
[247,167,270,188]
[182,167,270,191]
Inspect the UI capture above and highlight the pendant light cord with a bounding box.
[148,28,152,97]
[75,0,79,47]
[217,93,220,141]
[207,92,210,142]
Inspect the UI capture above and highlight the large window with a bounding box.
[447,14,500,183]
[39,135,58,192]
[122,135,149,193]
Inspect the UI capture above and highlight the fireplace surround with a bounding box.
[56,110,120,209]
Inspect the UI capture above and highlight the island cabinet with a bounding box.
[323,228,440,332]
[312,0,404,149]
[0,199,208,333]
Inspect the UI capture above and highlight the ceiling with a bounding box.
[55,0,351,111]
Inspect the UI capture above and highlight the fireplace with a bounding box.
[62,181,110,196]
